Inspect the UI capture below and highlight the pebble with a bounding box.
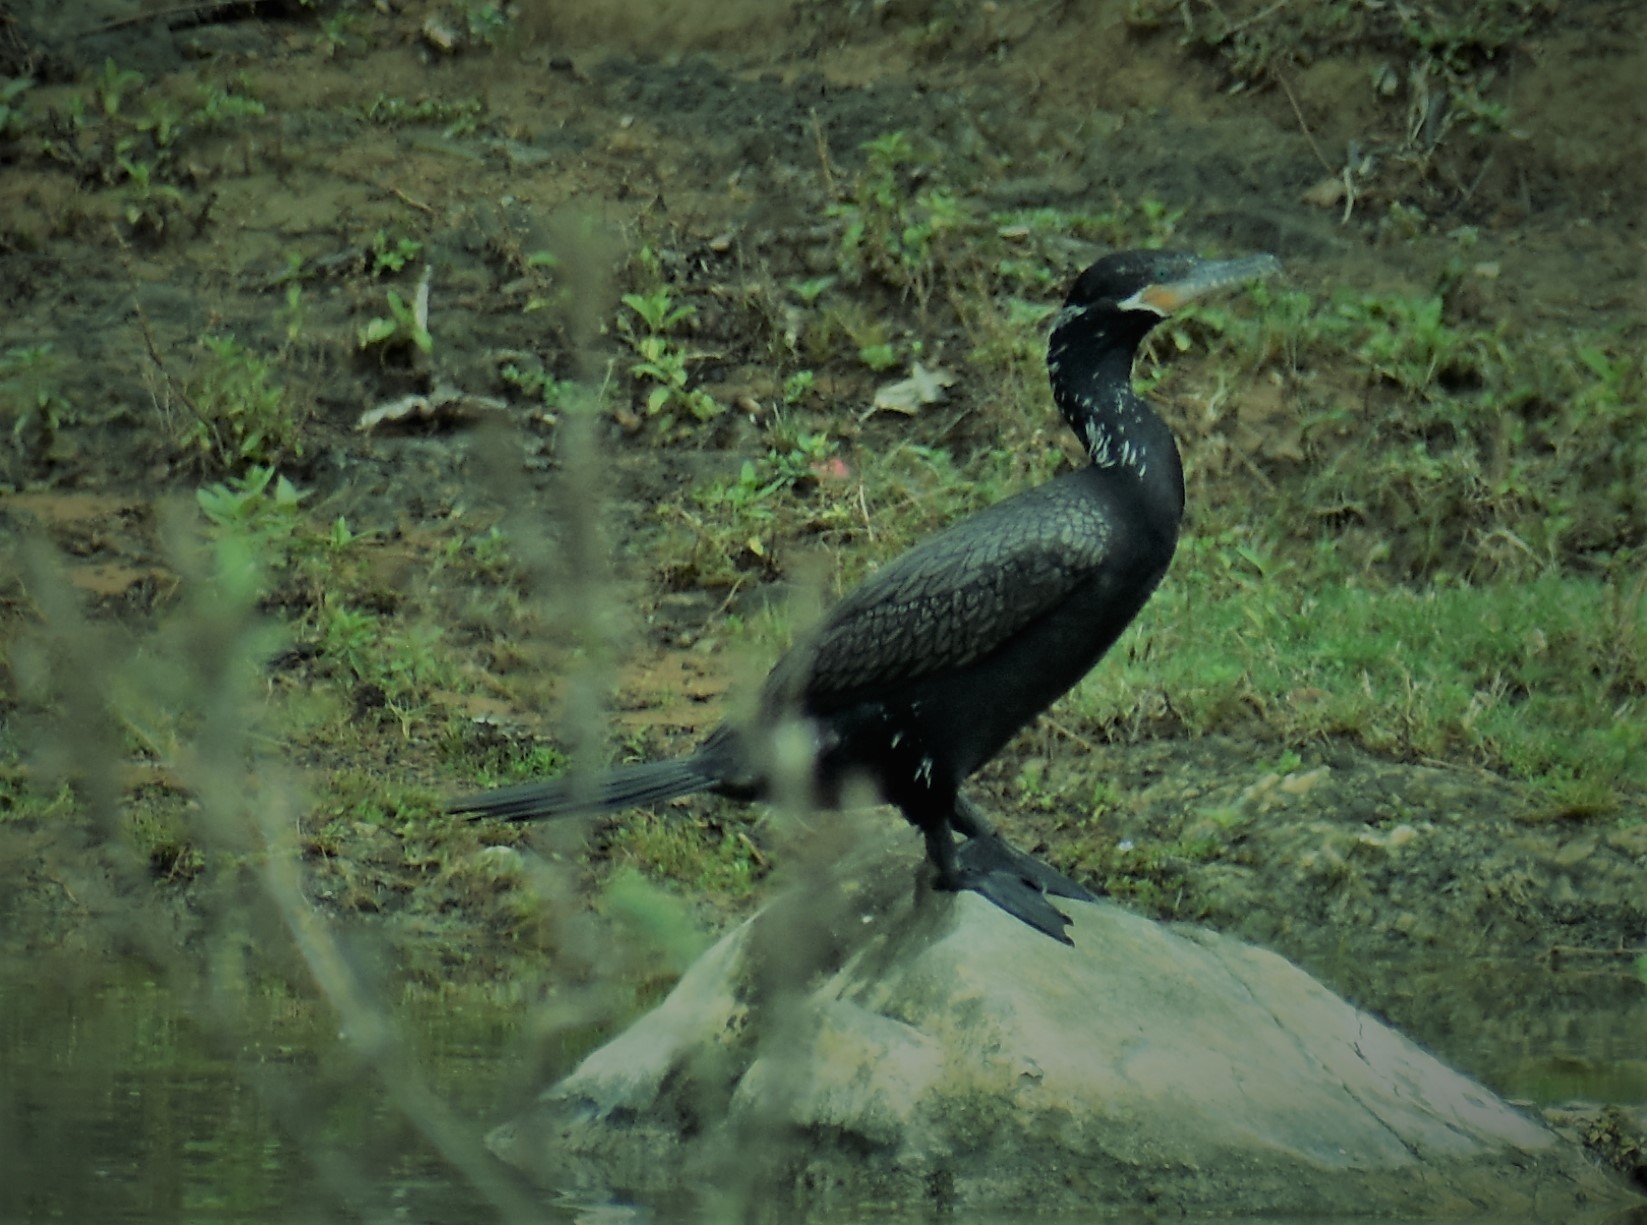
[1605,825,1647,859]
[1551,837,1597,869]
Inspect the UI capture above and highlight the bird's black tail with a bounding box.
[447,755,721,823]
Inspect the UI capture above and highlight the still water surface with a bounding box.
[3,956,1643,1224]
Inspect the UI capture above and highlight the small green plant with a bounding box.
[117,146,188,237]
[618,280,720,425]
[2,343,71,458]
[458,0,514,45]
[622,285,696,334]
[197,464,307,533]
[782,370,815,406]
[194,79,265,129]
[133,94,185,150]
[444,523,520,584]
[499,360,571,414]
[363,93,485,137]
[1335,290,1503,396]
[95,58,144,120]
[1138,197,1185,246]
[828,130,967,302]
[788,275,836,305]
[181,335,301,470]
[358,287,433,363]
[518,248,563,314]
[314,8,364,57]
[317,603,454,734]
[369,229,424,276]
[670,432,848,582]
[318,603,382,686]
[629,336,719,423]
[0,76,34,139]
[196,465,310,587]
[858,341,898,372]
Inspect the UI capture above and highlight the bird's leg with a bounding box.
[921,819,964,889]
[952,794,1101,904]
[948,792,1000,839]
[921,807,1077,945]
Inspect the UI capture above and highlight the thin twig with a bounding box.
[1274,64,1336,176]
[1038,714,1098,753]
[809,108,835,197]
[388,184,436,215]
[133,300,205,421]
[1222,0,1293,38]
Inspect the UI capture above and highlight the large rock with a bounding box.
[490,826,1637,1219]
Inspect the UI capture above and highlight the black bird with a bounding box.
[451,249,1280,943]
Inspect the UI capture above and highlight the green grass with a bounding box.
[1066,535,1645,810]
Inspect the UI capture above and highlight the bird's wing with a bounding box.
[768,478,1114,709]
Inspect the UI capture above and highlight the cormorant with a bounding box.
[451,249,1281,943]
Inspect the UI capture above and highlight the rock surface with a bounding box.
[490,828,1638,1219]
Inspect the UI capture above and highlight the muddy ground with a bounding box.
[1,0,1645,1204]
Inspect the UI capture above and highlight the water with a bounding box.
[0,969,537,1223]
[2,957,1642,1224]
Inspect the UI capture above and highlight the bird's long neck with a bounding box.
[1047,310,1185,524]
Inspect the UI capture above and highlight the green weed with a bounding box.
[618,276,721,428]
[313,8,365,58]
[788,275,836,305]
[1,343,71,460]
[0,75,34,139]
[358,286,433,363]
[116,147,188,237]
[519,248,566,314]
[94,58,144,120]
[194,79,266,129]
[457,0,515,46]
[782,370,815,406]
[827,130,968,303]
[197,464,309,538]
[369,229,424,276]
[363,92,485,137]
[622,285,696,334]
[180,335,302,471]
[499,360,573,415]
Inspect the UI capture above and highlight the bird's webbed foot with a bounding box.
[943,862,1078,945]
[949,793,1101,904]
[923,818,1082,945]
[954,830,1101,905]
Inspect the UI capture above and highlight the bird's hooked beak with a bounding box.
[1124,253,1283,316]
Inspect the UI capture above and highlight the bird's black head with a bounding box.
[1047,248,1280,478]
[1048,248,1280,392]
[1060,249,1282,327]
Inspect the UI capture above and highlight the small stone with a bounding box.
[1605,825,1647,859]
[1384,823,1418,850]
[1551,837,1598,868]
[1279,766,1330,796]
